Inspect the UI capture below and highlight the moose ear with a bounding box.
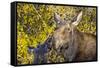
[27,46,34,53]
[72,11,83,26]
[54,13,62,24]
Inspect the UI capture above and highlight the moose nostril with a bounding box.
[60,46,63,50]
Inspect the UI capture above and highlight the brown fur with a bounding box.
[53,12,96,62]
[74,30,96,61]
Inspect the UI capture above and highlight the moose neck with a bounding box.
[66,28,80,61]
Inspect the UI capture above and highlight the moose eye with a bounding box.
[67,28,70,31]
[65,46,69,49]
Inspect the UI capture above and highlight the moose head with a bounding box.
[53,11,83,61]
[53,11,83,49]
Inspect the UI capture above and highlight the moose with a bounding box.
[28,11,96,64]
[28,36,53,64]
[53,11,96,62]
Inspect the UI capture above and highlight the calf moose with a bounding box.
[28,36,53,64]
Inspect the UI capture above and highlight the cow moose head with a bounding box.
[53,11,83,61]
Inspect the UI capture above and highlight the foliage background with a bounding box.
[17,3,96,65]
